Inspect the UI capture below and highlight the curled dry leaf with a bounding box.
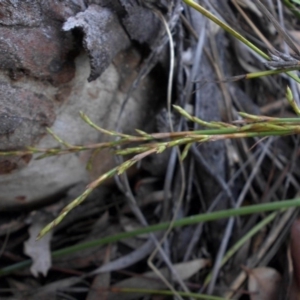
[24,212,53,277]
[63,4,130,82]
[247,267,282,300]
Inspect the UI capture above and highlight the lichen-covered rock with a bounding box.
[0,0,174,209]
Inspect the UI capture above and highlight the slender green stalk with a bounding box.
[22,102,300,238]
[283,0,300,19]
[182,0,268,59]
[203,211,278,286]
[286,86,300,116]
[245,68,300,79]
[183,0,300,84]
[37,120,300,238]
[44,198,300,251]
[2,198,300,276]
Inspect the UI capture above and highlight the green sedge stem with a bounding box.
[1,198,300,276]
[183,0,300,83]
[246,68,300,79]
[282,0,300,19]
[203,211,278,286]
[183,0,268,59]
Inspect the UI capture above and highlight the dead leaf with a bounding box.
[107,259,210,300]
[18,277,82,300]
[24,212,53,277]
[291,219,300,289]
[288,31,300,52]
[87,245,112,300]
[92,237,158,274]
[7,277,33,299]
[247,267,282,300]
[63,5,130,81]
